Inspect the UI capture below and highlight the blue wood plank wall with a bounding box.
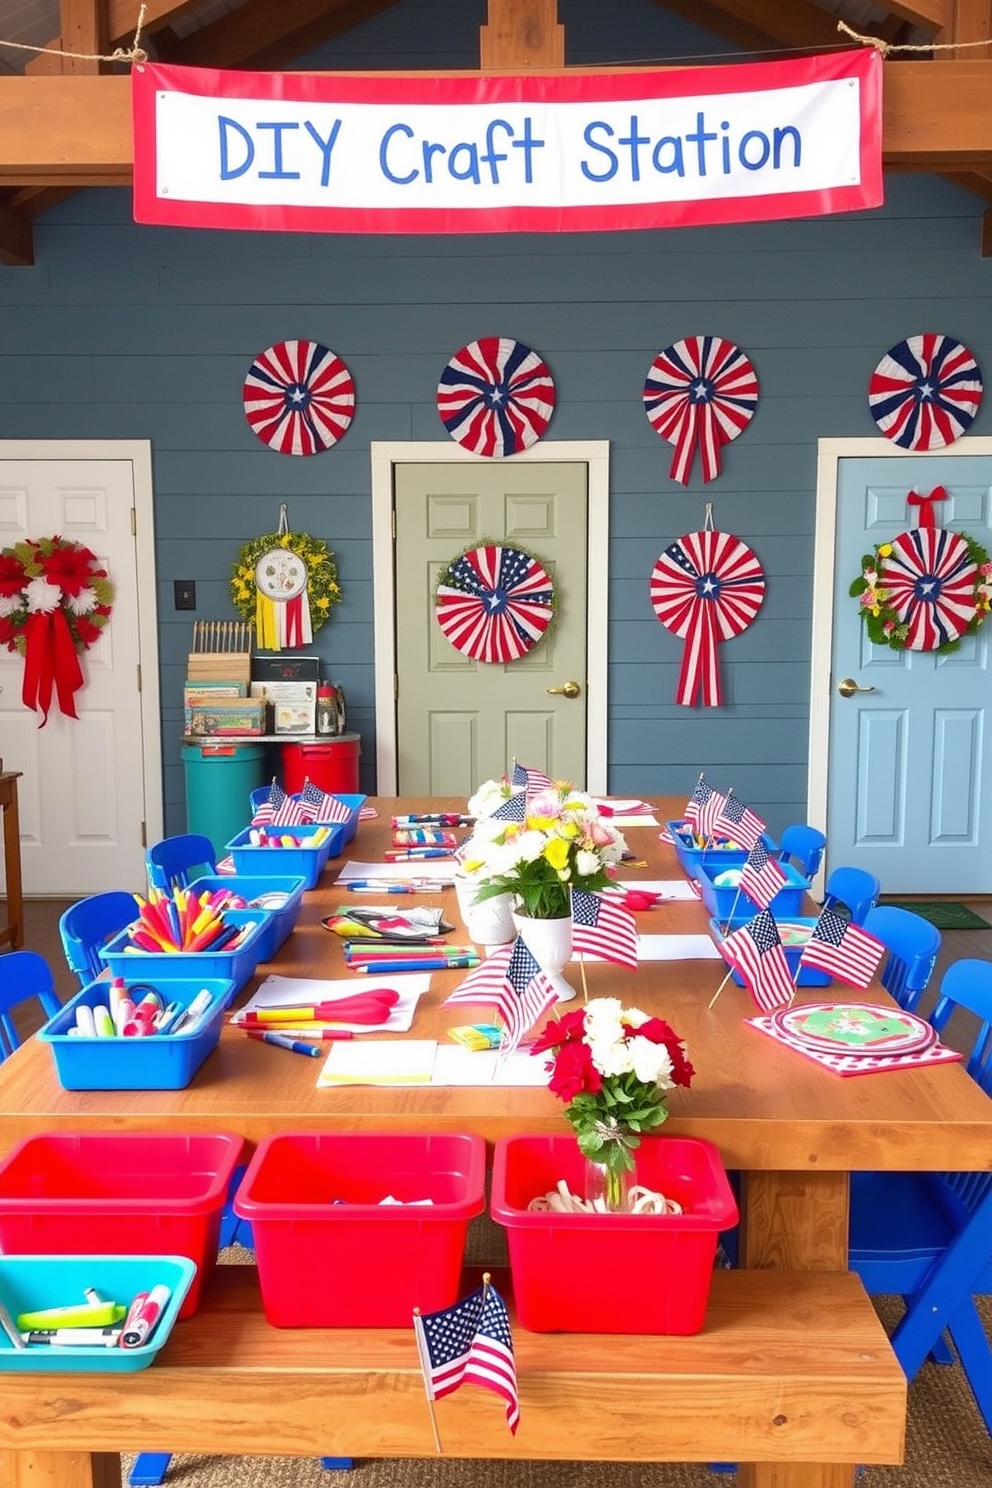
[1,0,991,838]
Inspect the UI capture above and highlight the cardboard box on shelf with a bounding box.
[184,700,266,737]
[251,655,320,683]
[250,680,316,735]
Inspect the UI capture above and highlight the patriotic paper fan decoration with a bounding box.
[435,543,555,663]
[643,336,759,485]
[650,525,765,707]
[851,487,992,653]
[437,337,555,457]
[868,334,982,451]
[243,339,356,456]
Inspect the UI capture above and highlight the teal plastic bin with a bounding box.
[182,742,266,859]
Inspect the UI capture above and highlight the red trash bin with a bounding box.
[281,734,361,795]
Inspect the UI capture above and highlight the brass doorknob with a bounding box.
[837,677,877,698]
[546,680,581,699]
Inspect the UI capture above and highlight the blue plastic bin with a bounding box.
[697,860,811,925]
[37,976,234,1090]
[0,1254,196,1372]
[709,916,832,988]
[668,820,778,880]
[98,911,267,993]
[247,790,367,846]
[187,874,307,962]
[225,824,345,888]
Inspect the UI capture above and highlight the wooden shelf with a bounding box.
[0,1266,905,1465]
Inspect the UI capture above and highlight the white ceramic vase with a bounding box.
[453,874,516,950]
[512,910,576,1003]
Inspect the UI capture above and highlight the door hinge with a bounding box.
[136,663,142,692]
[140,820,147,849]
[130,507,136,536]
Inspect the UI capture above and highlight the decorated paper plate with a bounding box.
[772,1003,936,1056]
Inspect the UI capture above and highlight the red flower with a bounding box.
[73,615,103,645]
[40,540,98,597]
[547,1039,602,1102]
[529,1007,586,1056]
[637,1017,694,1087]
[0,616,16,649]
[0,554,26,599]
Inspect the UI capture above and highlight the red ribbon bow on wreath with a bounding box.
[906,486,948,529]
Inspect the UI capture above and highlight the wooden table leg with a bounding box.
[738,1171,857,1488]
[0,1449,121,1488]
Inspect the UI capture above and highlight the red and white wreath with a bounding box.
[435,542,555,663]
[0,536,114,724]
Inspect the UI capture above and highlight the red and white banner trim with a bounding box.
[133,51,882,235]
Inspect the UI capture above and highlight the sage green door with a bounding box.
[395,461,589,795]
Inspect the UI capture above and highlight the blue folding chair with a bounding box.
[776,824,826,880]
[822,865,881,926]
[0,951,63,1059]
[849,958,992,1433]
[862,905,941,1014]
[146,833,216,891]
[59,891,141,989]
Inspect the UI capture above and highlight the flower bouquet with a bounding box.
[531,997,694,1211]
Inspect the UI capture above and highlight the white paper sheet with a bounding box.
[428,1045,552,1086]
[636,934,722,961]
[317,1039,438,1086]
[335,860,456,885]
[609,814,660,827]
[232,974,430,1032]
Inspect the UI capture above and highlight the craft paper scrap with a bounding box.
[233,974,429,1032]
[616,879,698,901]
[637,934,723,960]
[317,1039,438,1086]
[336,860,455,882]
[608,814,660,827]
[421,1046,553,1086]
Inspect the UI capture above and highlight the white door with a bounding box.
[394,461,589,795]
[814,447,992,894]
[0,446,162,896]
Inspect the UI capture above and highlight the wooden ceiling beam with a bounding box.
[882,1,945,25]
[7,60,992,184]
[0,199,35,267]
[480,0,564,70]
[152,0,403,71]
[935,0,992,57]
[26,1,211,74]
[654,0,852,50]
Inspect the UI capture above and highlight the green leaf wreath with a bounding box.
[230,530,342,633]
[850,533,992,653]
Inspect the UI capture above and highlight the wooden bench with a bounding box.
[0,1267,905,1482]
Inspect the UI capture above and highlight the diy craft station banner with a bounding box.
[132,50,882,234]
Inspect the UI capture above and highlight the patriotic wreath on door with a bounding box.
[850,487,992,653]
[435,541,556,663]
[643,336,759,485]
[650,527,765,707]
[231,529,341,651]
[867,334,983,451]
[0,536,114,724]
[437,337,556,457]
[243,339,356,456]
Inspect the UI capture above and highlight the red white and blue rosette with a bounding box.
[437,338,555,457]
[435,544,555,663]
[243,340,356,456]
[643,336,759,485]
[879,528,978,650]
[868,334,983,450]
[650,529,765,706]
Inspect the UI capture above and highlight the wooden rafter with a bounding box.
[0,199,34,267]
[26,1,214,73]
[649,0,897,51]
[151,0,403,71]
[480,0,564,70]
[936,0,992,57]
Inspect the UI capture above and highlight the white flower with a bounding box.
[0,593,24,618]
[67,587,97,615]
[25,577,61,614]
[627,1035,676,1088]
[467,779,517,819]
[588,1035,634,1078]
[574,849,601,877]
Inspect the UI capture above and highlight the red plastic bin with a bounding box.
[233,1131,486,1327]
[281,736,360,796]
[0,1131,245,1318]
[490,1134,738,1334]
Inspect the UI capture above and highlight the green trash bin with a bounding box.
[182,742,267,860]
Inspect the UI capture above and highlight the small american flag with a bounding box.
[444,938,556,1051]
[719,910,795,1011]
[413,1281,519,1434]
[739,841,788,912]
[298,780,352,825]
[683,777,711,832]
[683,778,726,840]
[798,907,885,990]
[712,793,766,850]
[511,762,554,795]
[251,782,308,828]
[491,790,527,824]
[571,890,638,969]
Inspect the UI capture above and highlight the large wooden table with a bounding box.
[1,797,990,1488]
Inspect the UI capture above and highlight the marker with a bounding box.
[247,1030,324,1057]
[344,884,419,895]
[384,848,453,860]
[245,1027,354,1041]
[23,1326,122,1347]
[120,1284,171,1349]
[171,988,215,1033]
[354,957,479,973]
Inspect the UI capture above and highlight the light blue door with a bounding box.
[828,456,992,894]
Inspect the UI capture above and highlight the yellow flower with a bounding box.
[316,596,330,610]
[279,534,292,547]
[871,605,881,617]
[543,837,571,871]
[878,544,893,558]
